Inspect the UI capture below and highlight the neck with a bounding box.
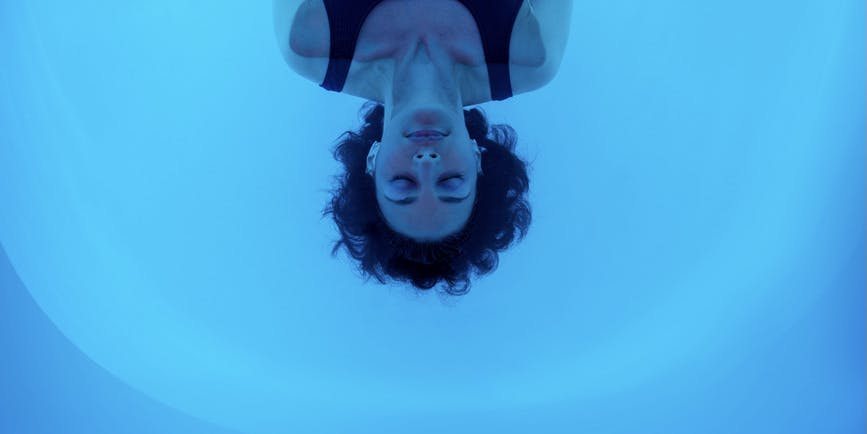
[382,38,463,123]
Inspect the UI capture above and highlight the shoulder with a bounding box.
[273,0,330,59]
[515,0,574,90]
[273,0,330,83]
[482,0,573,98]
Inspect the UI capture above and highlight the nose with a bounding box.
[414,149,439,161]
[412,149,440,184]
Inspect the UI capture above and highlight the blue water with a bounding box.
[1,1,864,433]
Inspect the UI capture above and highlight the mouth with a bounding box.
[406,130,448,140]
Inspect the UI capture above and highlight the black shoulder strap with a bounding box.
[320,0,382,92]
[458,0,524,101]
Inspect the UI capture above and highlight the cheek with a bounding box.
[383,151,407,171]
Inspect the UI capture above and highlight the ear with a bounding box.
[366,141,381,176]
[473,140,484,175]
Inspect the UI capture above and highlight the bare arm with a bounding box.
[528,0,574,85]
[273,0,328,82]
[273,0,303,61]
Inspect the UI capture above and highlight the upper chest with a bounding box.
[288,0,546,104]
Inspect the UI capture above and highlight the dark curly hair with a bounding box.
[322,101,532,297]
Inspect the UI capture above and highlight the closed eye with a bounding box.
[384,174,471,205]
[392,174,464,184]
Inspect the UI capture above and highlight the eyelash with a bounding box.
[392,175,464,184]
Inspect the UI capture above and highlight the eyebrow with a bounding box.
[385,193,471,206]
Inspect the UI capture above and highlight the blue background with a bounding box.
[1,0,864,433]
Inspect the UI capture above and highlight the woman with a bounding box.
[273,0,572,295]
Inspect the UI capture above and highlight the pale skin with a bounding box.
[273,0,573,241]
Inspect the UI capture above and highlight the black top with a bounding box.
[320,0,524,101]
